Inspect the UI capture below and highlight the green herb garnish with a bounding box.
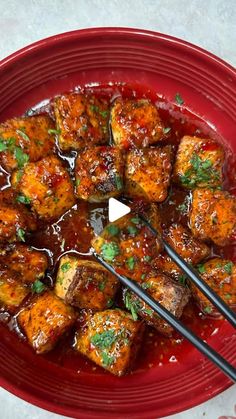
[14,147,29,168]
[180,153,220,188]
[106,224,120,236]
[90,105,99,113]
[127,225,138,236]
[204,306,212,314]
[197,263,206,274]
[48,129,61,135]
[178,274,187,285]
[106,298,114,308]
[16,194,31,205]
[32,279,45,294]
[98,280,106,291]
[175,93,184,105]
[126,256,135,270]
[125,292,138,321]
[91,329,117,349]
[143,255,151,262]
[76,178,81,186]
[224,293,232,300]
[163,127,171,134]
[61,262,71,272]
[131,217,141,225]
[17,228,25,242]
[99,110,108,118]
[101,242,120,261]
[16,129,30,142]
[101,351,115,367]
[224,262,233,275]
[115,175,123,191]
[0,139,8,152]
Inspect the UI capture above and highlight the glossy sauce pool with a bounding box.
[0,83,235,376]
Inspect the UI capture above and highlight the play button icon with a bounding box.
[108,198,131,222]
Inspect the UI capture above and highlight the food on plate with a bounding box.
[173,136,224,189]
[111,98,164,148]
[153,223,210,280]
[0,86,235,376]
[190,188,236,246]
[11,155,76,220]
[191,258,236,315]
[0,244,48,284]
[0,268,29,312]
[75,146,124,202]
[125,146,172,202]
[124,271,190,335]
[92,213,162,281]
[0,115,56,172]
[54,93,109,151]
[55,256,119,310]
[74,309,145,376]
[18,291,76,354]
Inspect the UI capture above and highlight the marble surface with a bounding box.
[0,0,235,418]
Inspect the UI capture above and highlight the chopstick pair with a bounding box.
[93,215,236,383]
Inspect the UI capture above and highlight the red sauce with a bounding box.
[0,83,235,376]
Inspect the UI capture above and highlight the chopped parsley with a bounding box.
[17,228,25,242]
[48,129,61,135]
[90,105,99,113]
[76,178,81,186]
[131,217,141,225]
[224,293,232,300]
[127,225,138,236]
[180,153,220,188]
[106,298,114,308]
[16,194,31,205]
[98,280,106,291]
[101,242,120,261]
[178,274,187,285]
[163,127,171,134]
[175,93,184,105]
[61,262,71,272]
[197,263,206,274]
[115,175,123,191]
[0,139,8,152]
[204,306,212,314]
[16,129,30,142]
[32,279,45,294]
[224,262,233,275]
[125,292,138,321]
[141,282,151,289]
[106,224,120,236]
[126,256,135,270]
[14,147,29,168]
[101,351,115,367]
[91,329,117,349]
[143,255,151,262]
[99,110,108,118]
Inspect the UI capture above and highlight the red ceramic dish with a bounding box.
[0,28,235,419]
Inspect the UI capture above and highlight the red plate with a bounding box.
[0,28,235,418]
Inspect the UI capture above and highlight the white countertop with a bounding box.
[0,1,235,418]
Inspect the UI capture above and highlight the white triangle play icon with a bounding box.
[108,198,131,222]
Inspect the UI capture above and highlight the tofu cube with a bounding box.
[75,146,124,202]
[92,214,162,282]
[54,93,109,151]
[11,155,76,220]
[0,115,56,172]
[153,223,210,280]
[17,291,76,354]
[0,189,37,244]
[0,268,29,313]
[124,271,190,336]
[55,256,119,310]
[190,188,236,246]
[191,258,236,316]
[3,244,48,284]
[111,98,164,149]
[74,309,145,375]
[125,146,172,202]
[173,136,224,189]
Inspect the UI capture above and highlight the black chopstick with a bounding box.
[93,252,236,382]
[139,215,236,329]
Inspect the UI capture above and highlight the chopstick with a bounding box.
[139,215,236,329]
[93,252,236,382]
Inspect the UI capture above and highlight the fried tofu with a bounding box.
[124,272,190,336]
[17,291,76,354]
[0,189,37,244]
[54,93,109,151]
[111,98,164,149]
[75,146,124,202]
[191,258,236,316]
[2,245,48,284]
[125,146,172,202]
[190,188,236,246]
[0,268,29,313]
[173,136,224,189]
[92,214,162,282]
[74,309,145,376]
[153,223,210,280]
[55,256,119,310]
[11,155,75,220]
[0,115,55,172]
